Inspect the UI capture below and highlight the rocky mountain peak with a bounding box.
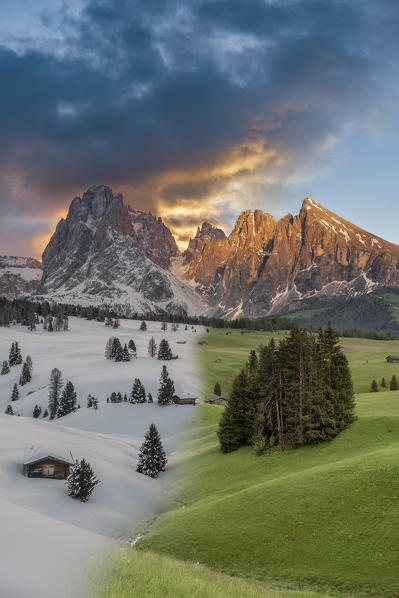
[184,221,226,260]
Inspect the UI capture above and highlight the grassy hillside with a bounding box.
[89,549,330,598]
[96,326,399,597]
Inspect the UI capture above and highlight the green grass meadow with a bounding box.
[94,327,399,597]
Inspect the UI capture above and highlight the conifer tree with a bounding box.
[14,342,22,365]
[48,317,54,332]
[130,378,146,403]
[112,337,124,361]
[157,338,173,360]
[148,336,157,358]
[136,423,167,478]
[19,360,32,385]
[66,458,100,502]
[122,344,131,362]
[33,405,42,418]
[128,339,136,356]
[247,350,258,377]
[214,381,222,396]
[381,377,386,388]
[11,383,19,402]
[48,368,63,419]
[390,375,399,391]
[157,366,175,405]
[5,404,14,415]
[370,379,379,392]
[42,409,49,418]
[25,355,32,374]
[87,395,93,408]
[57,381,77,417]
[161,321,168,331]
[9,342,17,366]
[1,360,9,375]
[113,318,120,329]
[105,337,115,359]
[218,370,255,453]
[147,392,153,403]
[140,321,147,331]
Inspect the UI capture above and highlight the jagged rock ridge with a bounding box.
[183,198,399,317]
[36,185,205,316]
[0,256,42,299]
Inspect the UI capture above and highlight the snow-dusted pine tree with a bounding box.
[105,337,115,359]
[5,404,14,415]
[11,383,19,401]
[157,366,175,406]
[19,360,32,385]
[148,336,157,358]
[66,458,100,502]
[157,339,173,360]
[128,339,136,357]
[33,405,42,418]
[48,368,63,419]
[130,378,146,403]
[140,321,147,331]
[136,423,167,478]
[1,360,9,375]
[57,381,77,417]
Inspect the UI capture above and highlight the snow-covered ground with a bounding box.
[0,317,203,598]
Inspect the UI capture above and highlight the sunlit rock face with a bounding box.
[0,256,42,299]
[183,198,399,318]
[37,185,205,316]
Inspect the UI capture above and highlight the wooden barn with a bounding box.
[23,446,73,479]
[173,396,197,405]
[386,355,399,363]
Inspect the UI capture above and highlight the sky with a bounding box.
[1,0,399,257]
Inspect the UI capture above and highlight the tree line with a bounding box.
[218,323,356,453]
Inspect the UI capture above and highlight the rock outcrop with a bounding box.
[184,198,399,317]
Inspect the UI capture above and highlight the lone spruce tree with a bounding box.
[48,368,63,419]
[148,336,157,358]
[5,404,14,415]
[157,365,175,405]
[381,377,386,388]
[140,321,147,331]
[33,405,42,418]
[1,360,9,375]
[11,383,19,402]
[57,381,77,417]
[136,423,167,478]
[213,381,222,396]
[128,339,136,356]
[218,370,255,453]
[19,360,32,385]
[130,378,146,404]
[390,375,399,391]
[370,379,379,392]
[66,458,100,502]
[157,339,173,360]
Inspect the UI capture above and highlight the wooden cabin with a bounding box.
[197,341,208,345]
[23,446,73,479]
[386,355,399,363]
[173,396,196,405]
[204,395,228,405]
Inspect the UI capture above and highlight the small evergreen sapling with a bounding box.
[157,365,175,406]
[140,320,147,331]
[5,404,14,415]
[390,375,399,391]
[136,423,167,478]
[33,405,42,418]
[42,409,49,418]
[381,377,386,388]
[1,360,9,375]
[66,458,101,502]
[11,383,19,401]
[213,381,222,396]
[128,339,137,357]
[147,392,153,403]
[161,321,167,331]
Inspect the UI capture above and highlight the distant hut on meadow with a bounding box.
[386,355,399,363]
[172,396,196,405]
[23,445,73,479]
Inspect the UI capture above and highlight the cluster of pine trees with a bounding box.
[370,375,399,392]
[48,368,79,419]
[3,343,34,415]
[218,324,356,453]
[105,366,175,406]
[105,337,136,361]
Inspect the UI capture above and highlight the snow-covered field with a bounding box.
[0,317,202,598]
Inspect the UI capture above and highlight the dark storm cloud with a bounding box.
[0,0,398,254]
